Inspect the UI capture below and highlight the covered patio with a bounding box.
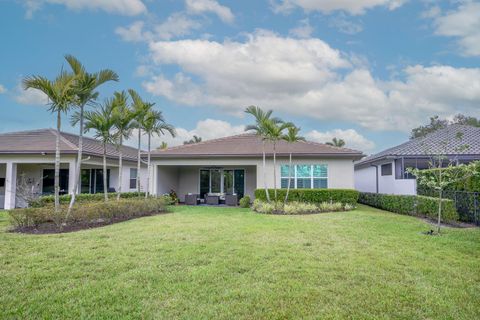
[154,165,257,204]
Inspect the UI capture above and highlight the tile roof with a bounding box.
[151,133,363,158]
[356,124,480,166]
[0,129,139,161]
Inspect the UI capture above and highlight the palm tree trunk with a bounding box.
[137,128,141,197]
[54,110,61,213]
[262,140,270,202]
[117,136,123,201]
[103,142,108,202]
[273,142,277,202]
[285,152,292,204]
[67,103,84,215]
[146,133,151,199]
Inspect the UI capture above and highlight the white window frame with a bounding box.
[129,168,137,190]
[281,164,328,189]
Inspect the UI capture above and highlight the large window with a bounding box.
[79,169,110,194]
[42,169,69,195]
[199,169,245,198]
[280,164,328,189]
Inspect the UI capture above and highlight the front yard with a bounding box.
[1,205,479,319]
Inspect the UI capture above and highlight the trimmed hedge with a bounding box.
[31,192,147,207]
[358,192,459,222]
[417,161,480,193]
[9,197,169,229]
[254,189,359,205]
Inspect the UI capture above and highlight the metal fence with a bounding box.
[418,189,479,225]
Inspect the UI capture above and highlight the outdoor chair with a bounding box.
[205,194,220,205]
[185,194,200,205]
[225,194,238,206]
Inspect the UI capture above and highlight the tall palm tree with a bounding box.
[23,70,77,213]
[264,120,294,202]
[111,91,135,201]
[65,55,118,211]
[83,100,117,202]
[326,137,345,148]
[142,110,176,198]
[282,126,305,204]
[128,89,151,196]
[245,106,282,203]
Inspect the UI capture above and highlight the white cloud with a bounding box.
[289,19,314,38]
[328,13,363,34]
[305,129,375,152]
[141,31,480,132]
[116,13,202,42]
[430,2,480,56]
[270,0,406,15]
[24,0,146,17]
[127,118,245,149]
[14,85,49,106]
[185,0,235,23]
[0,84,6,94]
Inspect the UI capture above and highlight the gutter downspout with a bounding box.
[371,164,379,193]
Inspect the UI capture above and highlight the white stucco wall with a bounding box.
[354,161,417,195]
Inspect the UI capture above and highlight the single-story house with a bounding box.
[149,133,364,203]
[354,124,480,195]
[0,129,147,209]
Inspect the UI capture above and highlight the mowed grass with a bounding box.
[1,205,479,319]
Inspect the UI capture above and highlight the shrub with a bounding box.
[239,196,251,208]
[9,197,169,229]
[358,192,459,222]
[30,192,147,207]
[252,200,351,215]
[318,201,343,212]
[254,189,359,205]
[284,202,317,215]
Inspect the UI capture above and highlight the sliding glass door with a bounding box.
[199,169,245,198]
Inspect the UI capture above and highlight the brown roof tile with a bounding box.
[152,133,363,159]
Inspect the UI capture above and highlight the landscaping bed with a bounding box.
[251,199,354,214]
[8,197,170,234]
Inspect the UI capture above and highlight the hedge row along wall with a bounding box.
[358,192,459,222]
[254,189,359,205]
[31,192,147,207]
[417,161,480,194]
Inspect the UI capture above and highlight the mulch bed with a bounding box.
[9,212,170,235]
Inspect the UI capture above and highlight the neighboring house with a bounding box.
[0,129,147,209]
[354,125,480,195]
[149,133,363,202]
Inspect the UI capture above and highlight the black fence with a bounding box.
[418,189,479,225]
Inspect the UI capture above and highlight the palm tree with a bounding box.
[142,110,176,198]
[23,70,77,213]
[111,91,135,201]
[264,120,294,202]
[282,126,305,204]
[157,142,168,150]
[245,106,282,202]
[326,137,345,148]
[83,100,117,201]
[65,55,118,211]
[129,89,151,196]
[183,135,202,145]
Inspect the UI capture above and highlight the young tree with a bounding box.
[65,55,118,212]
[82,100,117,201]
[111,91,135,201]
[142,110,176,198]
[245,106,282,203]
[23,70,77,213]
[264,120,293,202]
[129,89,151,196]
[282,126,305,204]
[407,130,476,233]
[326,137,345,147]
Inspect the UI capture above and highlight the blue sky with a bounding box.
[0,0,479,153]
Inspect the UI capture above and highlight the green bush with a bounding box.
[254,189,359,205]
[358,192,459,222]
[239,196,251,208]
[252,200,354,215]
[30,192,147,207]
[9,197,169,229]
[417,161,480,193]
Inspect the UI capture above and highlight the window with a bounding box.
[381,163,392,176]
[130,168,137,189]
[42,169,69,195]
[280,164,328,189]
[199,169,245,198]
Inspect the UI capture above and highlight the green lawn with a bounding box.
[1,205,479,319]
